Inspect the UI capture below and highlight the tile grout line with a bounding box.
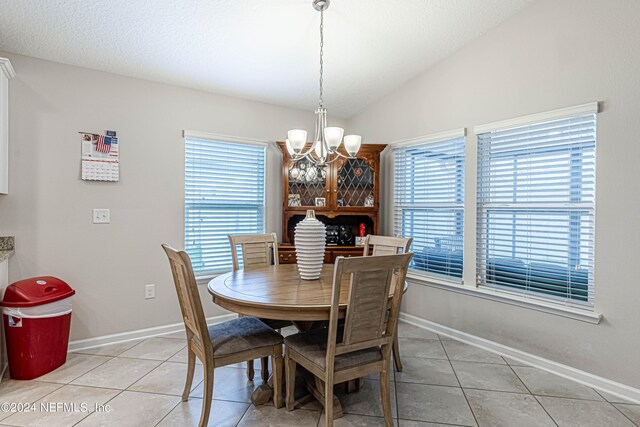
[125,359,178,394]
[153,399,183,427]
[439,332,480,427]
[60,336,177,388]
[57,354,116,385]
[396,415,472,427]
[234,403,252,427]
[0,379,67,424]
[72,338,143,357]
[75,339,189,391]
[71,388,127,426]
[505,357,559,427]
[593,389,640,427]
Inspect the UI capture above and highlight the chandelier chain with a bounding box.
[319,9,324,108]
[286,1,361,167]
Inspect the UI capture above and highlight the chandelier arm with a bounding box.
[325,149,356,164]
[291,144,318,161]
[304,150,323,164]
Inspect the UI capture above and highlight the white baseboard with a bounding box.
[400,312,640,405]
[68,313,236,353]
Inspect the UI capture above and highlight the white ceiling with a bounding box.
[0,0,533,118]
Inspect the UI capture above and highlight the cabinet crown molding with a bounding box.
[0,58,15,79]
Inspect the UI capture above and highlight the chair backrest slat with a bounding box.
[363,235,413,257]
[325,253,413,373]
[228,233,279,271]
[161,244,213,359]
[343,268,394,344]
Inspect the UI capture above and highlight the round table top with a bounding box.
[207,263,406,322]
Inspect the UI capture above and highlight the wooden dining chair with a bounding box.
[162,244,284,426]
[363,235,413,257]
[362,235,413,372]
[228,233,292,382]
[284,253,413,427]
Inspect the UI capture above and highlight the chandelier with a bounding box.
[285,0,362,166]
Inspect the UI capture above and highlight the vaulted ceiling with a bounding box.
[0,0,533,117]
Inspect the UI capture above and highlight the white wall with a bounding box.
[0,52,346,341]
[348,0,640,388]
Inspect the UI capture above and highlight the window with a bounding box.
[393,132,465,281]
[185,135,266,277]
[476,106,596,307]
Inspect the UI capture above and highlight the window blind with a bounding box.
[476,113,596,307]
[185,138,266,276]
[394,135,465,281]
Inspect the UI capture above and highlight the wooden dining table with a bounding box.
[208,263,407,417]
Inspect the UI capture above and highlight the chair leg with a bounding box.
[241,313,255,381]
[182,347,196,401]
[392,329,403,372]
[272,347,284,408]
[380,358,393,427]
[246,360,255,381]
[199,364,214,427]
[324,379,334,427]
[261,356,270,383]
[285,349,296,411]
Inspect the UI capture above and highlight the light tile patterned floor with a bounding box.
[0,321,638,426]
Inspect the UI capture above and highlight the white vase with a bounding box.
[294,210,326,280]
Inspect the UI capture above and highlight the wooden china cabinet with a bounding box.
[277,142,387,264]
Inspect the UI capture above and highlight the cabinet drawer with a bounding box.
[331,249,364,262]
[278,251,297,264]
[279,251,331,264]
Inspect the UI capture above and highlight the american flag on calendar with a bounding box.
[96,135,113,153]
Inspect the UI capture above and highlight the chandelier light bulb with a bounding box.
[288,130,307,153]
[314,140,327,160]
[285,139,296,156]
[344,135,362,156]
[324,127,344,150]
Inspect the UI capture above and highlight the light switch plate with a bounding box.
[145,284,156,299]
[93,209,110,224]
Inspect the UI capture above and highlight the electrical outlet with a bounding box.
[92,209,110,224]
[145,284,156,299]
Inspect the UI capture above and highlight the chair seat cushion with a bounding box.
[284,328,382,371]
[209,316,283,357]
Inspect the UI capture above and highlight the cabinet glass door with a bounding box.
[336,158,375,208]
[287,158,329,208]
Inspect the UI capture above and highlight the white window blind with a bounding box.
[185,137,266,276]
[476,112,596,307]
[394,135,465,281]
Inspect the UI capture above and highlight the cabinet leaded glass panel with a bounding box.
[287,158,328,207]
[337,158,374,207]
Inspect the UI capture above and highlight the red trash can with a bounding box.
[1,276,75,380]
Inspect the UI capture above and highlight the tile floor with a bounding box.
[0,322,638,426]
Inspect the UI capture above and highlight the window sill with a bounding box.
[196,272,223,286]
[406,272,602,324]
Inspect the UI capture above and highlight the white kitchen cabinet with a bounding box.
[0,58,15,194]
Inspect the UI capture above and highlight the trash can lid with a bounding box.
[0,276,75,308]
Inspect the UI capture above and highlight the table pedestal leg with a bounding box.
[345,377,365,393]
[251,366,277,406]
[301,370,344,420]
[251,381,274,406]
